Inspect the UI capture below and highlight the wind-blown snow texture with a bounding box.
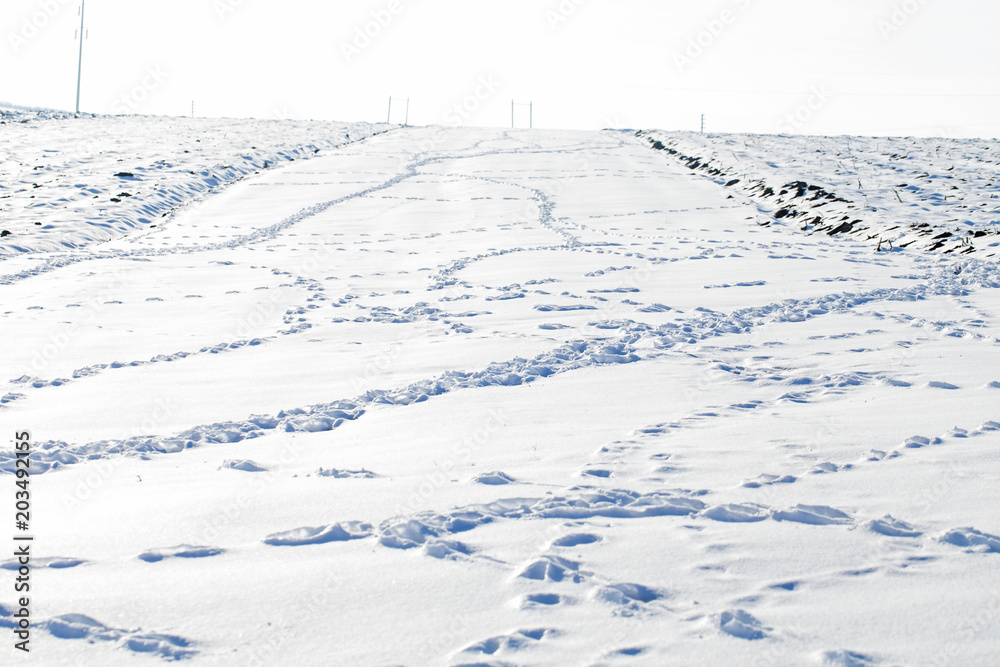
[1,118,999,666]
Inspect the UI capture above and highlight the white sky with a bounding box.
[2,0,999,137]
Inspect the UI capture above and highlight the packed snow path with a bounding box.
[2,125,999,666]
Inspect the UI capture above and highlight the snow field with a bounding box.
[1,121,999,665]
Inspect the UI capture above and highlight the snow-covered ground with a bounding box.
[640,130,1000,258]
[2,117,999,666]
[0,112,388,254]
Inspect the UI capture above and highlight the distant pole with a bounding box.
[404,97,409,126]
[700,113,705,133]
[74,0,86,114]
[387,96,392,123]
[511,100,514,128]
[191,101,195,118]
[529,102,533,129]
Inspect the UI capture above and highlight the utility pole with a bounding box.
[404,97,409,126]
[75,0,86,114]
[700,114,705,133]
[191,101,195,118]
[511,100,514,128]
[529,101,533,129]
[387,96,392,123]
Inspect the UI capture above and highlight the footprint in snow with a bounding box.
[550,533,601,548]
[809,461,852,474]
[29,610,197,660]
[717,609,768,640]
[220,459,269,472]
[939,527,1000,553]
[860,449,899,462]
[138,545,225,562]
[867,515,922,538]
[518,592,569,609]
[516,556,585,583]
[902,435,942,448]
[818,649,880,666]
[316,467,378,479]
[605,646,649,658]
[578,468,614,479]
[741,473,796,488]
[473,471,515,485]
[703,503,770,523]
[595,441,640,458]
[458,628,556,658]
[1,556,86,570]
[263,522,372,547]
[768,581,801,592]
[590,583,664,614]
[423,539,472,560]
[772,504,851,526]
[927,380,960,390]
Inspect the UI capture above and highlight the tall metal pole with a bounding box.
[404,97,409,126]
[529,102,533,129]
[511,100,514,128]
[700,114,705,133]
[387,96,392,123]
[75,0,86,114]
